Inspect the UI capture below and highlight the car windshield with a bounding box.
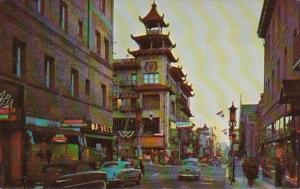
[183,161,198,166]
[102,162,118,168]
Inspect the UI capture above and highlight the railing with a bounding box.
[119,79,137,86]
[147,29,161,35]
[119,105,137,112]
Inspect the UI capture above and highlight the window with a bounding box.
[78,20,83,38]
[95,30,101,54]
[104,38,109,60]
[143,95,160,110]
[59,1,68,31]
[36,0,44,14]
[143,73,159,84]
[142,117,160,134]
[70,68,79,97]
[12,39,26,77]
[131,73,137,84]
[44,56,55,88]
[100,0,105,13]
[85,79,90,95]
[171,101,175,115]
[101,84,107,107]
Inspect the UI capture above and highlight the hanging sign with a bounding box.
[61,119,87,128]
[176,121,193,129]
[90,123,113,133]
[0,90,17,122]
[52,134,68,143]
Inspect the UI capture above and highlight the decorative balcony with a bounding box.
[118,92,139,99]
[137,135,165,149]
[119,79,137,87]
[167,78,177,95]
[119,105,138,112]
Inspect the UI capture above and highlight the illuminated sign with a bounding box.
[0,90,17,122]
[52,134,68,143]
[91,123,113,133]
[61,119,87,128]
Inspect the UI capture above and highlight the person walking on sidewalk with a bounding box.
[275,159,283,187]
[242,157,259,187]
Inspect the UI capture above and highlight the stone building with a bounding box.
[112,2,194,163]
[0,0,113,187]
[257,0,300,187]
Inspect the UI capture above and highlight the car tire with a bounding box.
[136,175,141,185]
[195,176,200,181]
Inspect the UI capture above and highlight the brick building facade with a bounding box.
[0,0,113,187]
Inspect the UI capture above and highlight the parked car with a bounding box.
[26,161,107,189]
[178,158,201,180]
[99,161,142,187]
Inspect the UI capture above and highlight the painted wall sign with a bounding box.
[61,119,87,128]
[52,134,68,143]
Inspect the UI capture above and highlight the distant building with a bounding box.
[196,124,213,157]
[112,2,194,163]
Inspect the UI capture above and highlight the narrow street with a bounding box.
[109,164,227,189]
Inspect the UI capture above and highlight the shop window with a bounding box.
[143,73,159,84]
[12,39,26,77]
[70,68,79,97]
[143,117,160,134]
[101,84,107,107]
[59,1,68,32]
[44,55,55,88]
[95,30,101,55]
[143,94,160,110]
[104,38,109,60]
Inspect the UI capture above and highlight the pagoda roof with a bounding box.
[113,58,140,70]
[134,84,172,92]
[139,2,169,28]
[131,33,176,48]
[180,82,194,97]
[128,48,178,62]
[201,124,209,131]
[181,104,193,117]
[170,66,186,82]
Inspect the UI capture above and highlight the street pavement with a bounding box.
[108,163,227,189]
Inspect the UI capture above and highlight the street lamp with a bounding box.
[229,102,237,183]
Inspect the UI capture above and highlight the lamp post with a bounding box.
[229,102,237,183]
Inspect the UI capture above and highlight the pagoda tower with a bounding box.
[128,2,178,63]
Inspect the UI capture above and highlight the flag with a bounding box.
[216,110,224,117]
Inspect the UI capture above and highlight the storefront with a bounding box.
[0,80,24,187]
[25,117,82,176]
[83,123,115,166]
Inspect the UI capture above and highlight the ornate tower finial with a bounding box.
[152,0,157,8]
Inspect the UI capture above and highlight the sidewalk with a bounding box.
[225,166,279,189]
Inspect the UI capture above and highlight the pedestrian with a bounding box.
[139,159,145,177]
[275,159,283,187]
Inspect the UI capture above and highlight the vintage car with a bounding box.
[99,161,142,187]
[178,158,201,180]
[26,161,107,189]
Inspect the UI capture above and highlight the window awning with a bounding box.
[85,133,116,140]
[279,79,300,104]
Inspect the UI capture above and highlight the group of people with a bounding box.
[241,157,283,187]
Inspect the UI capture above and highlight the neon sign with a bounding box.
[61,119,87,128]
[0,91,16,121]
[52,134,68,143]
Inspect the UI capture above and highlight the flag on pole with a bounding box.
[216,110,224,117]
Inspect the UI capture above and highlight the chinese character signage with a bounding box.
[52,134,68,143]
[0,85,21,122]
